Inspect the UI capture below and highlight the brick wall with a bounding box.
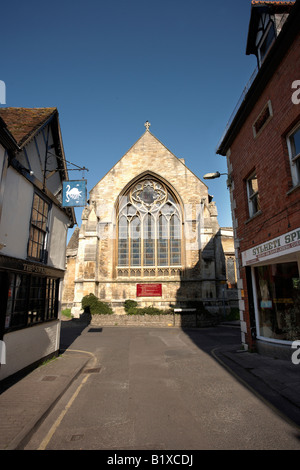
[230,33,300,248]
[227,30,300,349]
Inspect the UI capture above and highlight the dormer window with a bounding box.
[246,2,294,68]
[257,21,276,66]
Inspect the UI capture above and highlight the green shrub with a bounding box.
[126,305,172,316]
[124,299,173,315]
[124,299,138,313]
[81,293,113,315]
[126,307,141,315]
[61,308,72,319]
[226,307,240,321]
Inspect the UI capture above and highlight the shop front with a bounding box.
[242,228,300,352]
[0,254,65,381]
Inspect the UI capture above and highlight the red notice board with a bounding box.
[136,284,162,297]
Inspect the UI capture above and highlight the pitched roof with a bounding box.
[0,107,57,148]
[90,127,208,195]
[251,1,295,5]
[66,227,80,254]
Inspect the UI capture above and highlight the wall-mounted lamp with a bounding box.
[203,171,232,187]
[203,171,227,179]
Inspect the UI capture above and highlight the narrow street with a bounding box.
[24,323,300,450]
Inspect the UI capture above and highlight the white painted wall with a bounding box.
[48,204,69,270]
[0,320,60,380]
[0,122,73,382]
[0,160,69,269]
[22,127,62,197]
[0,166,33,259]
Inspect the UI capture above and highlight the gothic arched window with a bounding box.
[117,179,182,277]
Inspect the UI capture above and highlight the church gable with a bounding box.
[90,126,208,221]
[63,123,237,318]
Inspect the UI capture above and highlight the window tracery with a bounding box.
[117,179,182,277]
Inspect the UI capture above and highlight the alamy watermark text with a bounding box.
[291,80,300,104]
[0,340,6,365]
[291,341,300,365]
[0,80,6,104]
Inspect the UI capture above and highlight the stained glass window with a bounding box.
[117,179,182,275]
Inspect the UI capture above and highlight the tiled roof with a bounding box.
[251,1,295,4]
[0,107,57,147]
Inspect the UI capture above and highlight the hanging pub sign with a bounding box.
[62,180,87,207]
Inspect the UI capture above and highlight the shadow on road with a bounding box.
[181,325,300,431]
[59,317,300,434]
[60,315,91,352]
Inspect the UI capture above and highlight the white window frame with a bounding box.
[247,172,260,218]
[257,21,276,67]
[287,122,300,188]
[27,192,51,263]
[252,100,273,139]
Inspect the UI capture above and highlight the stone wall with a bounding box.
[89,313,220,328]
[62,128,238,318]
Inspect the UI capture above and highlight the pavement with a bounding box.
[0,319,300,450]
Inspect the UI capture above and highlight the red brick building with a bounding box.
[216,1,300,357]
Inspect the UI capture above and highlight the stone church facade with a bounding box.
[63,123,237,317]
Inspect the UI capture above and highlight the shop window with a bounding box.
[46,278,60,321]
[28,193,50,263]
[254,262,300,342]
[5,274,29,329]
[247,172,260,218]
[5,273,59,331]
[287,123,300,187]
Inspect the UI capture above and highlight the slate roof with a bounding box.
[0,107,57,148]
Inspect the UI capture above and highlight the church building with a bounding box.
[63,123,236,317]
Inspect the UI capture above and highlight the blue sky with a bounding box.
[1,0,257,239]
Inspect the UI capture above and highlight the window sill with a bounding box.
[287,183,300,196]
[244,210,262,225]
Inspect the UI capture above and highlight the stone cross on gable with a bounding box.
[144,121,151,131]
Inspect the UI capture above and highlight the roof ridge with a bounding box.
[251,1,295,4]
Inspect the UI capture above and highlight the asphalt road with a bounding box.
[25,323,300,450]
